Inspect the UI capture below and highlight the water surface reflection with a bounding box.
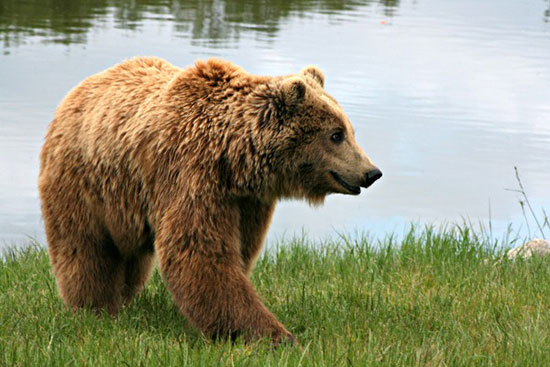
[1,0,549,247]
[1,0,401,49]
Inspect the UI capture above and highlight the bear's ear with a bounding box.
[300,65,324,88]
[280,77,307,108]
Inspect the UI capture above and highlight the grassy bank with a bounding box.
[1,227,550,366]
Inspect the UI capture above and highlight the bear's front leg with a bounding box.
[238,197,276,275]
[155,201,292,343]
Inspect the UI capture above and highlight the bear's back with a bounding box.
[42,57,181,168]
[53,56,179,133]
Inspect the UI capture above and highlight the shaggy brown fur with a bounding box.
[38,57,381,343]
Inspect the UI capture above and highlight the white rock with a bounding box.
[506,238,550,260]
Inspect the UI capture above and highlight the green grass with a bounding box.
[1,226,550,366]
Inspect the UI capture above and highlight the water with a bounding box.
[1,0,549,248]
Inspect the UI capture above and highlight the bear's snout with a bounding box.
[361,168,383,189]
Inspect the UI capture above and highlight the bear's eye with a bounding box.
[330,131,344,143]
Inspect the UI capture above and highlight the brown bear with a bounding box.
[38,57,382,343]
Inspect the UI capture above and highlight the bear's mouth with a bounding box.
[329,171,361,195]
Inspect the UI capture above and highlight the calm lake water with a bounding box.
[1,0,549,248]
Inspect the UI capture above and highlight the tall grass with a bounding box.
[506,166,550,240]
[2,225,550,366]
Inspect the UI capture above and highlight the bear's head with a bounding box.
[250,66,382,204]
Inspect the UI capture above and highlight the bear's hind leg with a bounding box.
[49,232,126,315]
[121,249,156,305]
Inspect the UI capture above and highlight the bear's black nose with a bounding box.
[362,168,383,188]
